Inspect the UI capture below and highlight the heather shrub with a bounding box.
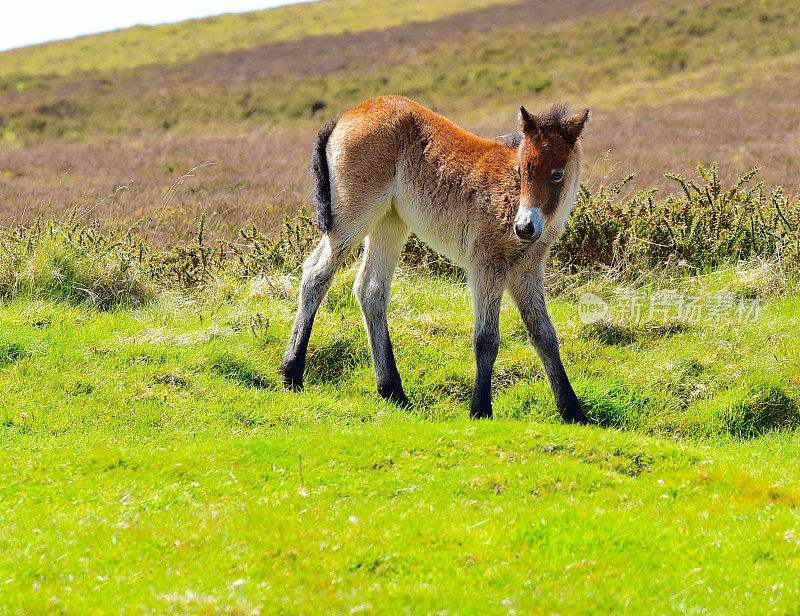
[555,164,800,274]
[1,165,796,304]
[0,216,154,309]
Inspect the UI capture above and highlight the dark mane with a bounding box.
[495,103,571,148]
[539,103,570,129]
[495,130,523,148]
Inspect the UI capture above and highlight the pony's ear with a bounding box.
[562,108,591,148]
[518,106,540,135]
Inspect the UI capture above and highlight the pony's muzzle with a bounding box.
[514,208,544,243]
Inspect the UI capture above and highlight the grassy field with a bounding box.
[2,0,800,612]
[2,251,800,613]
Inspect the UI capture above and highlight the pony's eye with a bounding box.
[551,169,565,183]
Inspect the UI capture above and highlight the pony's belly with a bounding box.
[391,187,469,268]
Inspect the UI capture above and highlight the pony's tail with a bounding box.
[310,115,340,233]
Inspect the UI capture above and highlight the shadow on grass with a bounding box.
[304,331,370,384]
[207,352,276,390]
[409,373,473,412]
[0,330,46,366]
[492,360,544,390]
[582,319,691,346]
[576,374,799,440]
[702,378,800,439]
[576,380,654,430]
[0,339,30,366]
[537,439,657,477]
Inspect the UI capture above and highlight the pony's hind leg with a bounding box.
[353,209,410,406]
[280,234,350,389]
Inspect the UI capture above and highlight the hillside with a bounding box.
[1,0,799,243]
[0,0,516,77]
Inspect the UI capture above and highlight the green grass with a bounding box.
[2,250,798,439]
[6,421,800,614]
[2,260,799,612]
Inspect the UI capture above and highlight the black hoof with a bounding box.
[280,360,304,391]
[470,406,493,420]
[560,405,589,425]
[378,382,410,408]
[389,391,411,408]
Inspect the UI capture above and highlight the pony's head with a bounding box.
[513,104,590,243]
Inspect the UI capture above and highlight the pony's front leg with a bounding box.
[508,270,588,424]
[469,276,504,419]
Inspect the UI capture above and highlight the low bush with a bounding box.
[1,166,796,308]
[0,215,154,309]
[556,164,800,275]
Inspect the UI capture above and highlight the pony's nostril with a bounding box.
[515,220,539,241]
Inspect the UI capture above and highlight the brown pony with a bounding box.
[281,96,590,422]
